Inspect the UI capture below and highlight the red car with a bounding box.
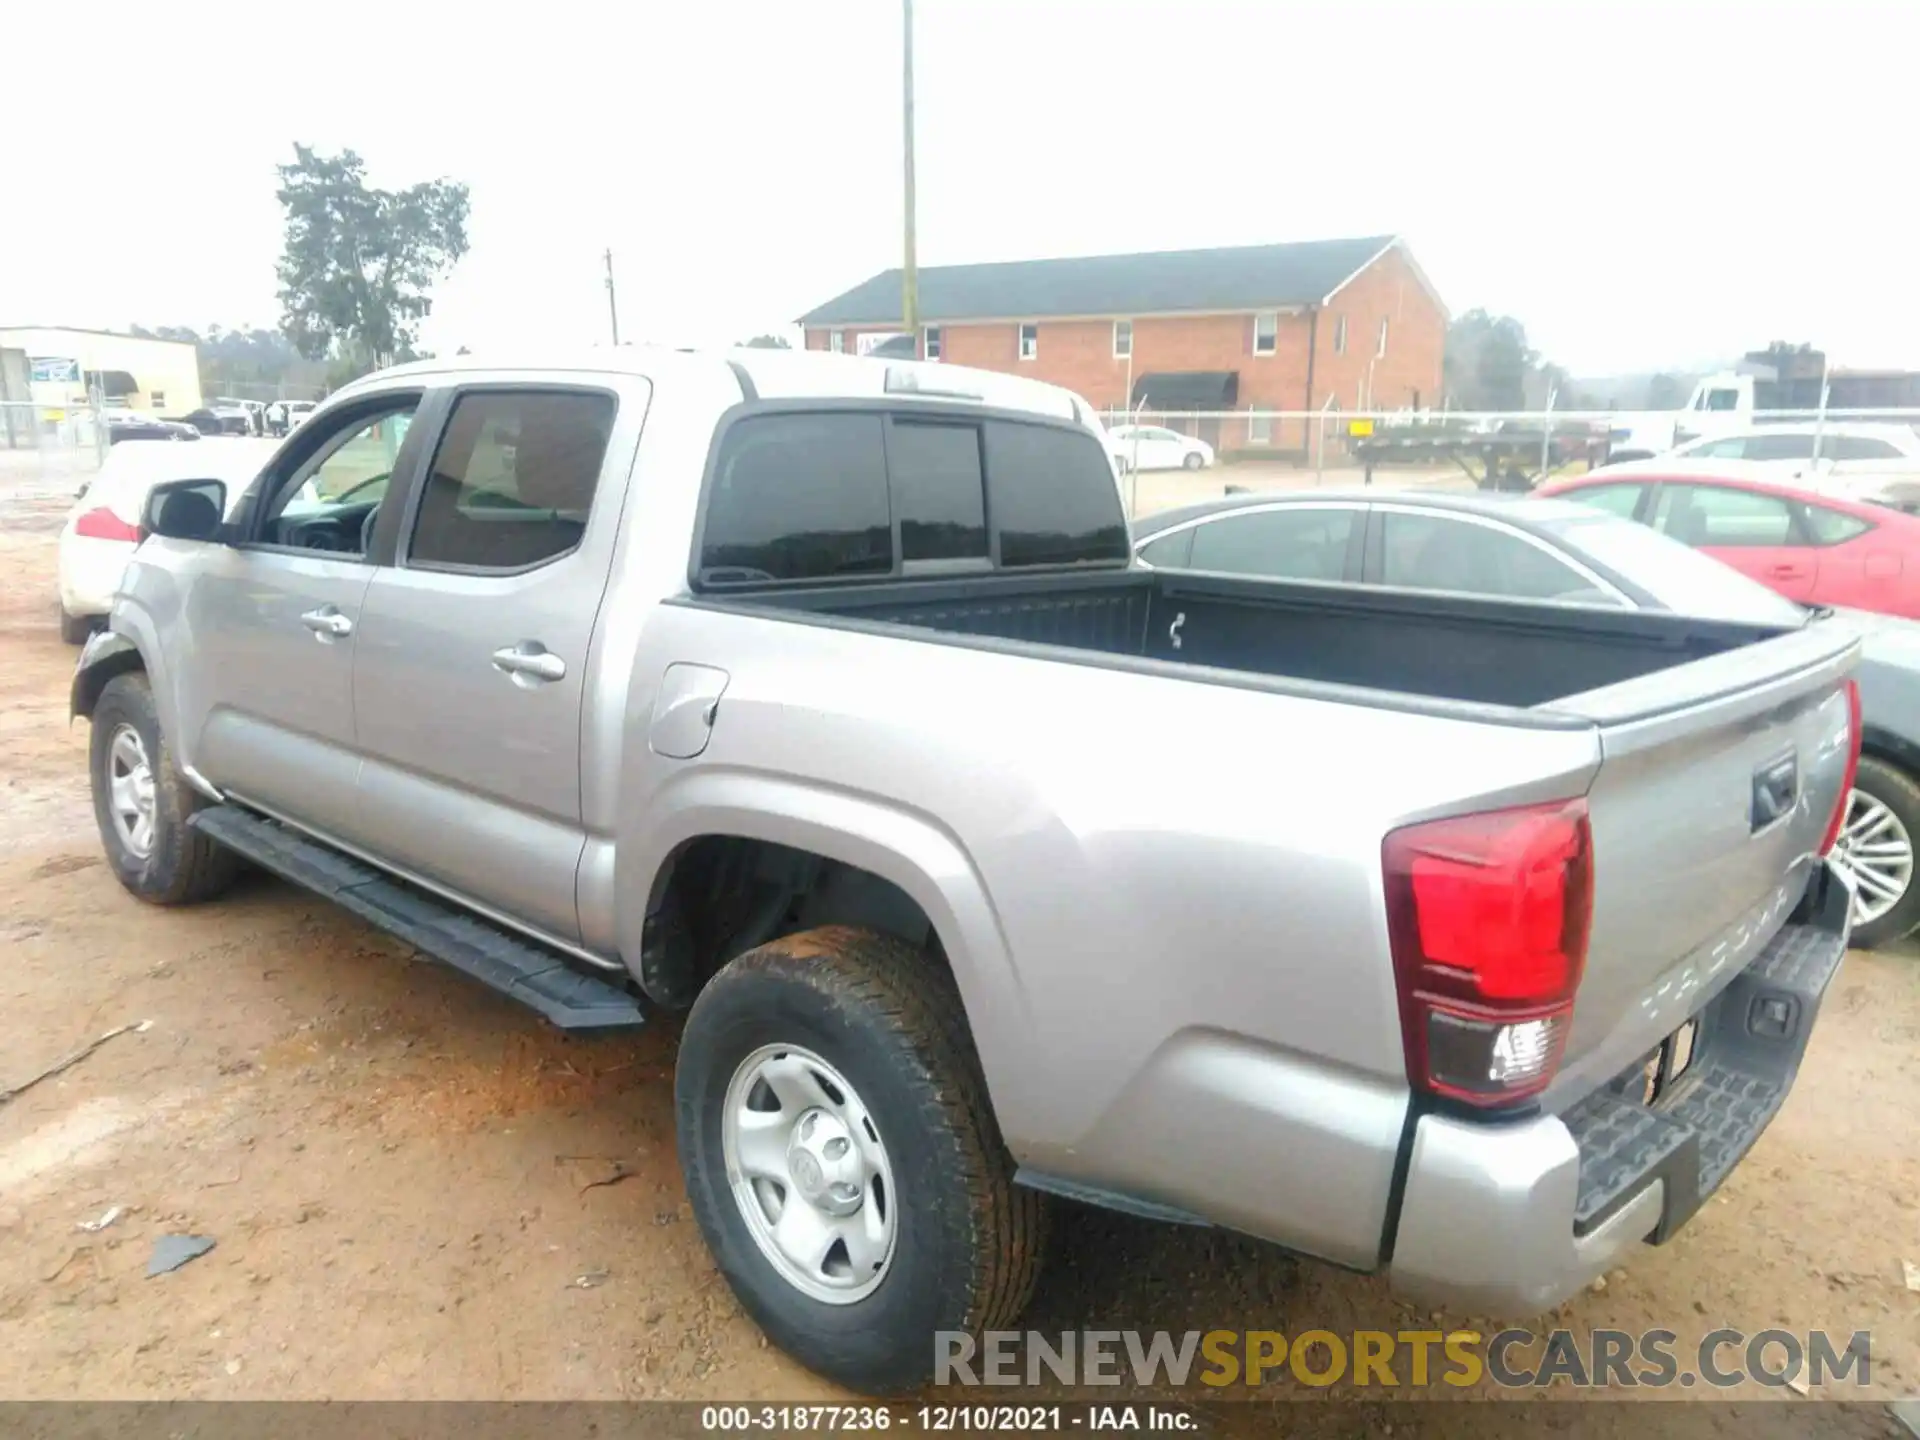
[1534,468,1920,620]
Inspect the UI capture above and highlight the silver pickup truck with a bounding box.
[73,347,1859,1393]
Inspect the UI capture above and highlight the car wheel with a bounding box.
[59,607,96,646]
[1831,755,1920,949]
[89,673,242,906]
[1183,451,1205,470]
[676,925,1048,1394]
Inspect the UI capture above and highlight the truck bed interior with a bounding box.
[714,568,1799,711]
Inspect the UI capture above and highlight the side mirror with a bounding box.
[141,478,228,542]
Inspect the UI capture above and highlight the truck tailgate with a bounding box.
[1541,619,1859,1108]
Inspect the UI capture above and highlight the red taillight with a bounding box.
[73,506,140,542]
[1384,797,1593,1107]
[1818,679,1864,858]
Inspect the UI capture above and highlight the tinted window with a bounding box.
[410,391,613,571]
[888,420,987,563]
[1136,528,1195,568]
[1651,484,1795,547]
[985,421,1129,568]
[1741,432,1816,462]
[1562,483,1644,520]
[1704,389,1740,411]
[1380,512,1617,604]
[1186,507,1355,581]
[1826,435,1904,461]
[701,413,892,583]
[1802,504,1873,545]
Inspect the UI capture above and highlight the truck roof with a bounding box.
[339,345,1091,423]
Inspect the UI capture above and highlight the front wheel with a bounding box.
[1182,451,1205,470]
[675,926,1048,1394]
[89,673,240,905]
[1831,756,1920,949]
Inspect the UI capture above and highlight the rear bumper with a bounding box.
[58,532,136,618]
[1387,864,1849,1316]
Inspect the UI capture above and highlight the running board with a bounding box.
[188,805,645,1033]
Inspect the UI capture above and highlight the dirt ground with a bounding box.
[2,475,1918,1428]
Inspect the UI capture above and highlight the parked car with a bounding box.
[285,400,318,429]
[1135,488,1917,946]
[74,347,1857,1394]
[58,437,279,643]
[1534,468,1920,621]
[1592,421,1920,490]
[207,398,258,435]
[103,409,200,444]
[1108,423,1213,471]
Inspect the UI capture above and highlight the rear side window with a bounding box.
[1801,504,1873,544]
[1136,527,1195,568]
[984,420,1129,568]
[1826,435,1904,461]
[410,390,613,571]
[700,414,892,583]
[1380,512,1618,604]
[888,420,987,562]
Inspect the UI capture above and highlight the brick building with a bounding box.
[798,234,1447,456]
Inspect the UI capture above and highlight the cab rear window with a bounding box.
[697,410,1126,586]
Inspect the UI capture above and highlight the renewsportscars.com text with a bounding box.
[934,1328,1873,1390]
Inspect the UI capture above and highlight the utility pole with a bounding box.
[901,0,919,347]
[604,248,621,346]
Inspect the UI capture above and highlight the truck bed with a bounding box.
[739,567,1795,712]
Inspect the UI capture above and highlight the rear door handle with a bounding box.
[491,643,567,685]
[300,605,353,640]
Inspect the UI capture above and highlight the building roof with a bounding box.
[798,235,1417,326]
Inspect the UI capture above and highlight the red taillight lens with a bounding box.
[1384,797,1594,1107]
[1818,678,1863,858]
[73,506,141,542]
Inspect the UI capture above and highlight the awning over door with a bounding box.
[1131,371,1238,409]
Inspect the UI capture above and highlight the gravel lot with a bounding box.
[1,467,1916,1433]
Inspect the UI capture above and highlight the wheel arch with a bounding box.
[70,630,147,721]
[618,775,1035,1131]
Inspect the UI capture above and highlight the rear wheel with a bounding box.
[59,607,95,645]
[1831,755,1920,950]
[676,926,1047,1394]
[89,673,241,905]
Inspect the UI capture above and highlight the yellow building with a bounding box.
[0,326,203,415]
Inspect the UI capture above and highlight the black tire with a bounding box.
[89,673,241,906]
[59,607,95,645]
[1182,451,1205,470]
[676,926,1047,1394]
[1840,756,1920,950]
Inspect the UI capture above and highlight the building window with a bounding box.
[150,392,166,409]
[1253,312,1277,356]
[829,330,844,354]
[923,326,942,361]
[1019,323,1038,361]
[1333,316,1348,355]
[1377,318,1389,359]
[1113,319,1132,360]
[1248,409,1272,444]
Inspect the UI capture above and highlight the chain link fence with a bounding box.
[0,401,108,488]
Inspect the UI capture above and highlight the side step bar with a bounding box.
[189,805,645,1033]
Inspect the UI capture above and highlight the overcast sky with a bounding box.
[4,0,1912,375]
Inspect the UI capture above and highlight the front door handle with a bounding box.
[491,643,567,685]
[300,605,353,640]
